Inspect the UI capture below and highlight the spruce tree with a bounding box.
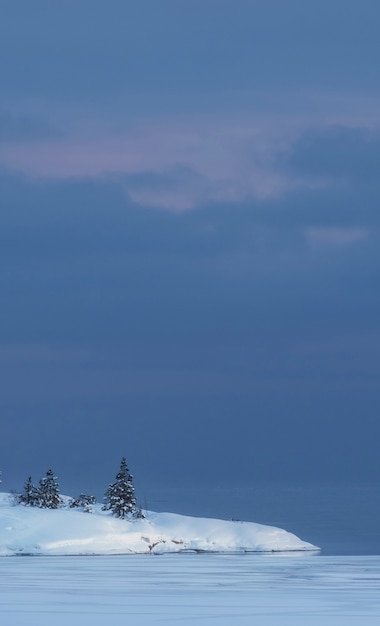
[102,457,137,518]
[19,476,39,506]
[38,469,62,509]
[69,494,96,513]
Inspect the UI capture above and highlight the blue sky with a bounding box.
[1,1,380,496]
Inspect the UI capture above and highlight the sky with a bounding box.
[1,0,380,500]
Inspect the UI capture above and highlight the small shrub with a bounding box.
[69,494,96,513]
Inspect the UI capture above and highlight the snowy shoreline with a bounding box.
[0,492,319,556]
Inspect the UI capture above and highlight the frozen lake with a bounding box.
[1,553,380,625]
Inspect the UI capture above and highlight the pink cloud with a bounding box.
[0,123,299,210]
[306,227,369,246]
[1,98,380,211]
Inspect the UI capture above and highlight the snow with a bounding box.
[0,491,318,555]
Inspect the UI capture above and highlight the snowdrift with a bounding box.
[0,493,319,556]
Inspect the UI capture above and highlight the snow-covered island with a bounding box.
[0,492,319,556]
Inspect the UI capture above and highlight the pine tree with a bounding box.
[19,476,39,506]
[102,457,137,518]
[69,493,96,513]
[37,469,62,509]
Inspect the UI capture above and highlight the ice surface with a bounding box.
[0,554,379,625]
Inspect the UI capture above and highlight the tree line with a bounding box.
[16,457,144,519]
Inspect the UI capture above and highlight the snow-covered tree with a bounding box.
[18,476,39,506]
[37,469,62,509]
[69,493,96,513]
[102,457,137,518]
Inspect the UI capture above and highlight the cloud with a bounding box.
[306,228,369,246]
[261,124,380,233]
[1,168,379,343]
[282,126,380,183]
[2,113,380,219]
[0,114,328,212]
[0,111,62,143]
[0,116,296,210]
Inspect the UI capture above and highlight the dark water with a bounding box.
[142,483,380,556]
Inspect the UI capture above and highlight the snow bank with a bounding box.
[0,492,319,556]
